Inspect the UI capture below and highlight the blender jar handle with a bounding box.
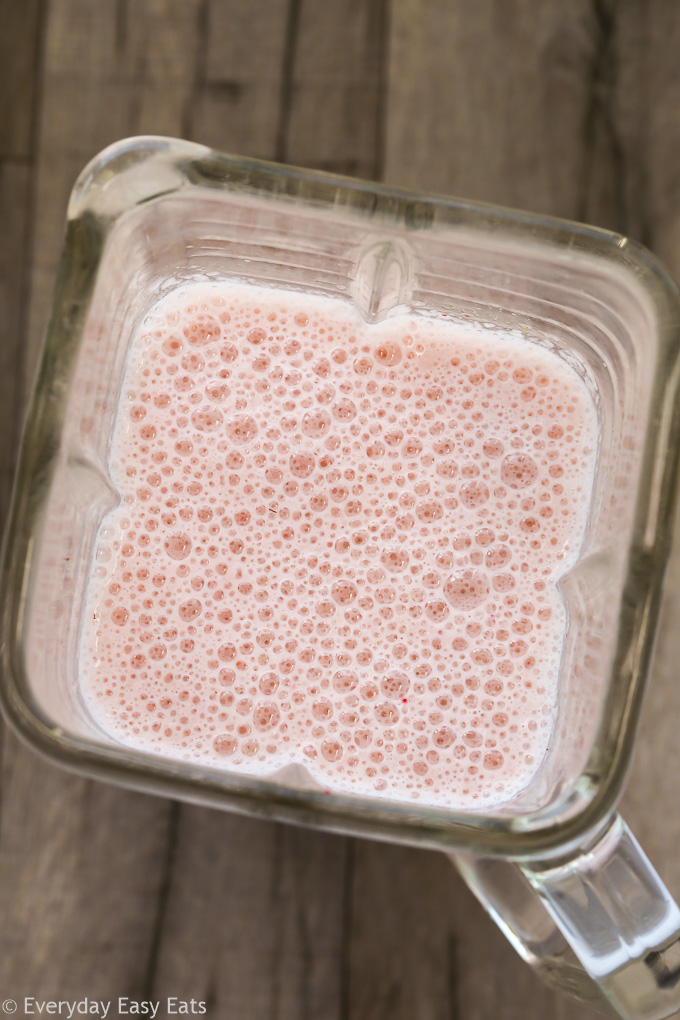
[450,815,680,1020]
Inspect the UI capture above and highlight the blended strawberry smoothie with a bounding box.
[79,281,598,809]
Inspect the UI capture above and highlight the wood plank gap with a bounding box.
[446,931,460,1020]
[140,799,182,999]
[0,0,44,158]
[338,839,355,1020]
[181,0,209,141]
[632,6,653,251]
[0,0,47,836]
[613,0,654,250]
[578,0,627,230]
[115,0,128,55]
[371,0,391,182]
[15,0,48,407]
[593,0,627,234]
[268,824,285,1020]
[275,0,303,163]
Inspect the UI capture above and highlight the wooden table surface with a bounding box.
[2,2,680,1018]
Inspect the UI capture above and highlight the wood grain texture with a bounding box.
[146,2,390,1016]
[26,0,204,378]
[283,0,388,177]
[0,163,31,517]
[150,812,348,1019]
[384,2,680,1017]
[381,5,605,1018]
[189,0,290,158]
[0,0,43,513]
[386,0,607,219]
[0,0,43,158]
[609,0,680,934]
[612,1,680,274]
[1,1,384,1018]
[2,1,680,1019]
[1,0,202,1009]
[346,843,458,1020]
[0,12,44,994]
[0,754,174,1000]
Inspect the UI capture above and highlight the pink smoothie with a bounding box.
[80,282,598,809]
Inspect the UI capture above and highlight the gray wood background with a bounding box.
[1,2,680,1018]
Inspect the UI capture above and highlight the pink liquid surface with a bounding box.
[80,282,598,809]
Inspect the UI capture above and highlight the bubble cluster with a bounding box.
[80,282,598,809]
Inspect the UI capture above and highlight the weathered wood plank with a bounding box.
[0,0,44,513]
[374,4,680,1019]
[386,0,607,220]
[1,0,203,1006]
[3,1,387,1016]
[610,0,680,916]
[370,4,645,1019]
[346,845,600,1020]
[0,163,36,1005]
[0,750,175,1001]
[611,2,680,275]
[0,0,43,159]
[26,0,205,380]
[149,2,391,1015]
[150,811,348,1020]
[5,2,680,1019]
[283,0,388,177]
[347,839,592,1020]
[189,0,388,178]
[346,842,457,1020]
[189,0,290,158]
[0,163,31,519]
[0,7,48,1001]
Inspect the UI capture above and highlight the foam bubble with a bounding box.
[80,281,598,809]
